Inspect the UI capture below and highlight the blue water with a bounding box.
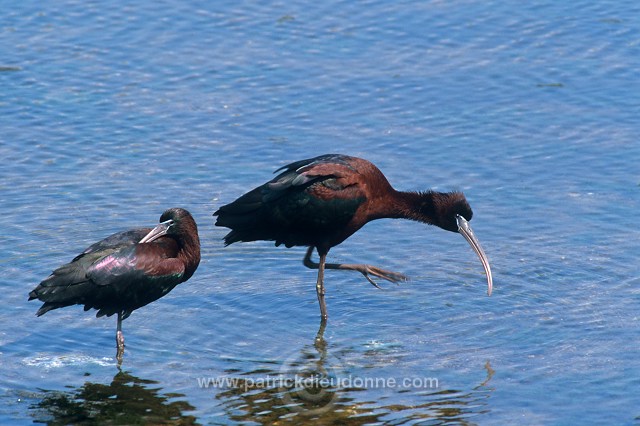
[1,0,639,424]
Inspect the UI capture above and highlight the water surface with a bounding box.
[1,0,639,424]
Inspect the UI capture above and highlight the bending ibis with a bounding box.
[214,154,492,320]
[29,207,200,358]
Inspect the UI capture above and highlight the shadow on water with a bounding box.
[214,322,496,425]
[29,370,198,425]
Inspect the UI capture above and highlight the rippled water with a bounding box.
[1,0,639,424]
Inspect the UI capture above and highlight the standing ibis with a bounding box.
[29,207,200,359]
[214,154,492,321]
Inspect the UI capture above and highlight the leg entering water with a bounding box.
[116,312,125,361]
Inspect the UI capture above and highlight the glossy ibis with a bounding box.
[29,208,200,359]
[214,154,492,320]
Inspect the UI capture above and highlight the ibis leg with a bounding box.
[303,246,408,289]
[316,251,328,320]
[315,318,327,352]
[116,312,125,360]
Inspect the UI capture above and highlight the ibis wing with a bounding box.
[29,245,123,316]
[31,238,186,318]
[266,155,360,199]
[83,240,186,317]
[214,155,365,247]
[73,228,151,261]
[89,241,185,285]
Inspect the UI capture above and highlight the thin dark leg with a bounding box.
[316,250,328,320]
[116,312,125,360]
[303,246,408,289]
[315,318,327,352]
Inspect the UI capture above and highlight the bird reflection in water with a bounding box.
[214,322,496,424]
[30,370,198,425]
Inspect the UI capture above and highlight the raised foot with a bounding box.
[303,248,408,290]
[353,264,408,289]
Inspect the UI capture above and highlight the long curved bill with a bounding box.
[456,214,493,296]
[139,219,174,244]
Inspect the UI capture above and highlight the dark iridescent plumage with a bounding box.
[214,154,492,320]
[29,207,200,359]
